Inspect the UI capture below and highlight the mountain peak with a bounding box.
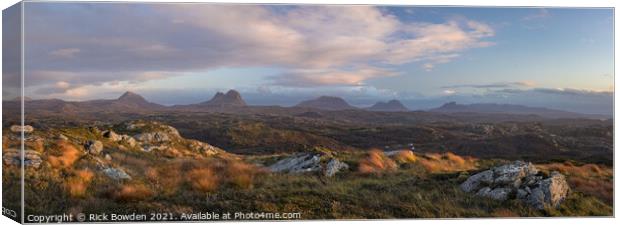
[295,96,356,111]
[201,89,247,107]
[367,99,408,112]
[117,91,147,102]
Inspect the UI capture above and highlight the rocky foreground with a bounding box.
[1,122,588,215]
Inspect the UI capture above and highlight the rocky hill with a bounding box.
[295,96,357,111]
[200,90,247,107]
[367,100,409,112]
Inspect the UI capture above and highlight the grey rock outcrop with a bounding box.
[2,149,42,169]
[269,153,349,177]
[134,132,171,143]
[269,153,321,173]
[460,161,570,210]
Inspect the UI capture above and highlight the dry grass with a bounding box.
[418,152,476,173]
[537,162,613,204]
[113,183,154,202]
[65,169,94,198]
[491,209,519,217]
[358,149,398,174]
[145,159,261,195]
[225,161,260,189]
[188,167,220,192]
[48,141,83,169]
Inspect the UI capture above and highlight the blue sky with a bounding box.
[3,3,613,114]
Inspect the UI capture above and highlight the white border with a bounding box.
[0,1,617,225]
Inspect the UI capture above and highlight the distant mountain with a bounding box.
[430,101,605,119]
[295,96,357,111]
[79,91,164,111]
[3,91,164,114]
[367,100,409,112]
[200,90,247,107]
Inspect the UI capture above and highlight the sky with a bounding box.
[2,3,614,114]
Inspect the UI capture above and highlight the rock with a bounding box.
[492,161,538,188]
[120,135,137,147]
[10,125,34,133]
[269,153,322,173]
[188,140,219,156]
[141,145,169,152]
[102,130,121,141]
[57,134,69,141]
[460,161,569,210]
[476,187,512,201]
[523,172,570,210]
[104,154,112,161]
[2,149,43,169]
[102,167,131,180]
[324,158,349,177]
[460,169,493,193]
[134,132,171,143]
[84,140,104,155]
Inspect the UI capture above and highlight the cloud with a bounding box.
[270,67,398,87]
[441,81,536,89]
[532,88,613,96]
[23,4,495,96]
[522,8,550,21]
[49,48,80,58]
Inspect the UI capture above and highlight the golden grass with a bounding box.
[145,158,262,195]
[418,152,476,173]
[188,167,220,192]
[225,161,259,189]
[537,162,613,204]
[358,149,397,174]
[65,169,94,198]
[48,141,82,169]
[113,183,154,202]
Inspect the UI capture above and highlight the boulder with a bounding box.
[102,130,121,141]
[84,140,104,155]
[10,125,34,134]
[461,161,569,210]
[57,134,69,141]
[523,172,570,210]
[324,158,349,177]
